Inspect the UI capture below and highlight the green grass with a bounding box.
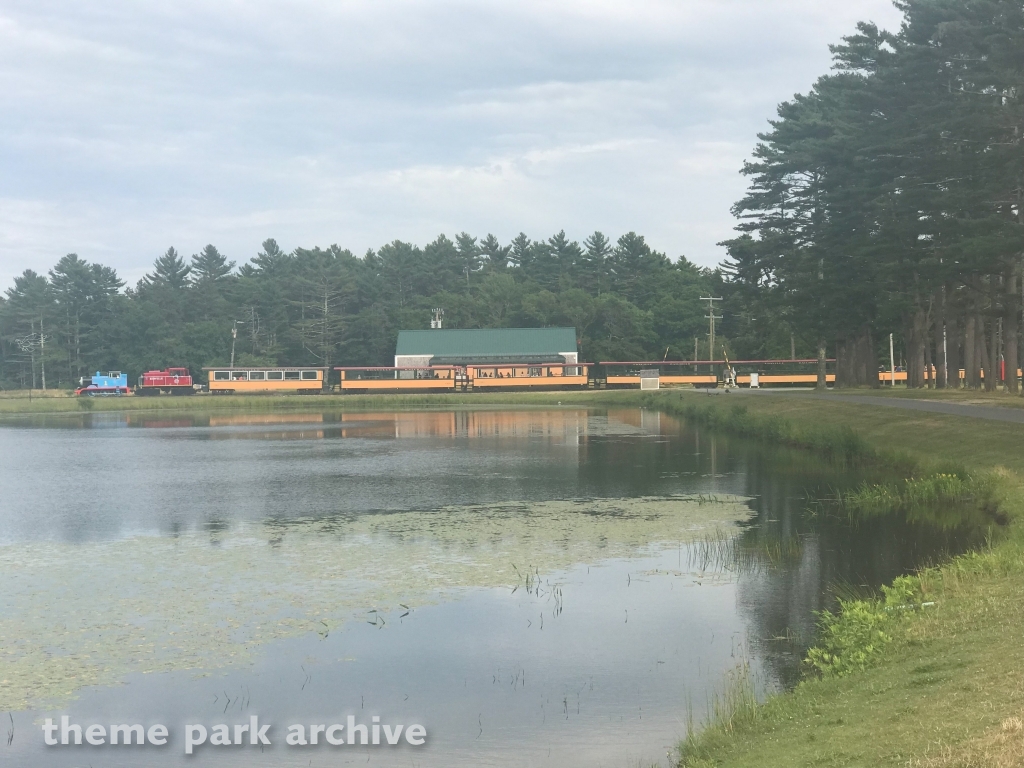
[660,390,1024,768]
[0,388,648,417]
[679,522,1024,768]
[661,390,1024,474]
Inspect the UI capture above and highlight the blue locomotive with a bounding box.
[75,371,130,396]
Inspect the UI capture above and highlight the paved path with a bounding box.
[763,392,1024,424]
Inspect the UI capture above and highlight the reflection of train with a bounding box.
[75,371,130,396]
[137,368,195,396]
[204,367,326,394]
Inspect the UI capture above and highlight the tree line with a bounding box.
[0,232,722,389]
[722,0,1024,390]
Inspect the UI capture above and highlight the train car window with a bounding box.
[284,371,301,380]
[249,371,266,381]
[214,371,230,381]
[301,370,318,380]
[231,371,248,381]
[267,371,284,380]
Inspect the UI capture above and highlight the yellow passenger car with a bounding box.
[468,364,590,389]
[204,367,325,394]
[337,367,459,393]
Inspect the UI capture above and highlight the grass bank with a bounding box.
[652,390,1024,768]
[0,389,648,417]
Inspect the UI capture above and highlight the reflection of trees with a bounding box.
[3,494,750,712]
[730,441,992,688]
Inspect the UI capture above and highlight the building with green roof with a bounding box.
[394,327,578,367]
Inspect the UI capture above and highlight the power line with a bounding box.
[701,296,723,360]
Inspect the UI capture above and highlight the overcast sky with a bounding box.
[0,1,905,288]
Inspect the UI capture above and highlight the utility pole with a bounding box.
[39,317,46,390]
[16,329,49,392]
[942,323,948,389]
[701,296,723,361]
[430,308,444,329]
[889,332,896,387]
[229,320,244,368]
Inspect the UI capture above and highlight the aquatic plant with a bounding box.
[828,472,1001,532]
[686,529,804,576]
[0,494,751,712]
[648,397,883,467]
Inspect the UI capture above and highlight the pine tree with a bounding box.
[142,247,191,290]
[479,234,511,272]
[455,232,480,286]
[582,231,612,294]
[190,245,235,283]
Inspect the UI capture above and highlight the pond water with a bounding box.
[0,408,990,768]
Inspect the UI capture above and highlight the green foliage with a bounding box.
[653,398,877,466]
[805,574,930,678]
[804,575,924,678]
[1,231,719,389]
[834,472,1000,532]
[720,0,1024,386]
[805,599,893,677]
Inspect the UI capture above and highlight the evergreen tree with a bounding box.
[455,232,480,286]
[190,245,235,283]
[479,234,511,272]
[582,231,612,294]
[142,247,191,290]
[509,233,532,272]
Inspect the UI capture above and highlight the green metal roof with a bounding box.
[396,327,577,359]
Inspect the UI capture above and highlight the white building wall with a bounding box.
[395,355,433,368]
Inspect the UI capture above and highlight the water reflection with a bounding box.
[0,408,995,768]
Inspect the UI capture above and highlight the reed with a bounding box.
[646,395,895,468]
[679,661,762,766]
[686,530,803,577]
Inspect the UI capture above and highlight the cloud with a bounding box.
[0,0,905,287]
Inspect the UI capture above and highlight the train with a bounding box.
[75,371,130,396]
[74,359,1019,397]
[204,367,326,394]
[137,368,195,396]
[337,363,589,393]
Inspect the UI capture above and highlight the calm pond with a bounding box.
[0,407,988,767]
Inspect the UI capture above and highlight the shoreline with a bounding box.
[655,392,1024,768]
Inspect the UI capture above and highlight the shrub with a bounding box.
[805,599,893,677]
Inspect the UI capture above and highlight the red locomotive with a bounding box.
[136,367,195,396]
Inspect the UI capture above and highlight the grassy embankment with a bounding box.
[0,387,655,417]
[654,391,1024,768]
